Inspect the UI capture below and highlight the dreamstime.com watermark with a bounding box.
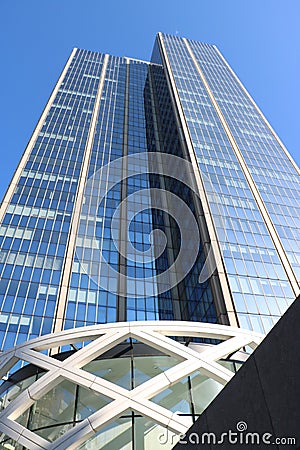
[158,421,296,446]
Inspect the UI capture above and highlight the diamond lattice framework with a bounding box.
[0,321,263,449]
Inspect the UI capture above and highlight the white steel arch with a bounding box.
[0,321,263,449]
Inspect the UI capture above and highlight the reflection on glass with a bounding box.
[83,358,131,390]
[0,374,37,413]
[135,416,181,450]
[16,380,111,443]
[76,385,111,421]
[218,360,235,371]
[17,379,76,441]
[76,410,132,450]
[151,377,192,414]
[0,434,26,450]
[133,355,180,387]
[190,371,223,414]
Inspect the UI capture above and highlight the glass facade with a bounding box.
[65,54,217,333]
[0,34,299,352]
[156,33,299,333]
[189,39,300,281]
[0,50,106,350]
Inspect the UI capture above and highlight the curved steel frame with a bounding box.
[0,321,263,449]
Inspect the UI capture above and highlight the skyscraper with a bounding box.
[0,33,299,449]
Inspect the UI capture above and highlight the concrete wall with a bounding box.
[174,297,300,449]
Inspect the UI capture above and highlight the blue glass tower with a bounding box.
[0,34,299,354]
[153,33,300,333]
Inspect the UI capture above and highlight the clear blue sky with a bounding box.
[0,0,299,201]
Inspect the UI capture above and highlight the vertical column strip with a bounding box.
[148,65,182,320]
[157,33,238,327]
[53,54,110,333]
[0,48,78,223]
[183,39,299,297]
[117,58,130,321]
[213,45,300,177]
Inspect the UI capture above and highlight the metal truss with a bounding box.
[0,321,263,449]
